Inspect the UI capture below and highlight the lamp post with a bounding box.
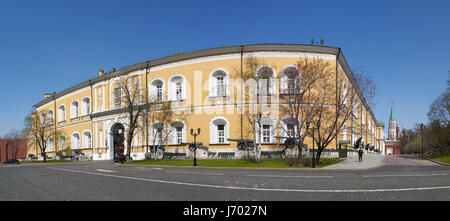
[312,128,315,168]
[420,123,424,157]
[190,128,201,166]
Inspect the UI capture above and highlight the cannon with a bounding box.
[274,136,300,149]
[353,137,362,149]
[180,142,208,152]
[149,145,165,152]
[227,138,255,150]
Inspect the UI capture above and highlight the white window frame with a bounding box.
[256,65,276,96]
[256,116,277,144]
[210,117,229,144]
[262,125,271,144]
[58,105,66,122]
[71,100,79,119]
[281,65,300,94]
[81,97,91,116]
[113,87,122,108]
[47,137,55,152]
[169,75,185,101]
[47,110,54,125]
[82,131,92,149]
[168,120,186,145]
[59,135,67,151]
[209,68,229,98]
[71,132,80,150]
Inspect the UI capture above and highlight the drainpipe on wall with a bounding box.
[89,80,94,158]
[53,92,57,154]
[335,48,341,151]
[240,45,244,139]
[145,63,149,154]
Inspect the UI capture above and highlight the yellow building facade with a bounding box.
[29,44,380,160]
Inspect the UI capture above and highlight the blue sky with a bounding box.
[0,0,448,136]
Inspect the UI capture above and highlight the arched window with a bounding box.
[71,133,80,150]
[281,66,300,94]
[48,137,54,152]
[256,116,277,144]
[82,131,92,149]
[168,121,185,145]
[149,122,165,145]
[40,112,46,125]
[169,75,185,101]
[352,99,358,117]
[47,110,54,125]
[343,82,348,105]
[352,132,356,146]
[280,116,300,142]
[209,69,228,97]
[361,108,370,125]
[58,105,66,122]
[150,79,165,102]
[210,117,229,144]
[59,135,67,150]
[113,83,122,108]
[81,97,90,116]
[256,66,275,95]
[71,101,79,119]
[342,124,347,140]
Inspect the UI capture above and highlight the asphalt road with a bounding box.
[1,155,449,201]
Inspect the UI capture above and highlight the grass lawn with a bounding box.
[21,160,72,164]
[428,154,450,164]
[124,158,343,168]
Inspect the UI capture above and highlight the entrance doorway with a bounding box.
[111,123,125,162]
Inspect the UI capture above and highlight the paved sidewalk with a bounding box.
[323,152,386,169]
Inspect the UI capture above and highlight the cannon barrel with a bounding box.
[227,138,255,143]
[180,142,203,146]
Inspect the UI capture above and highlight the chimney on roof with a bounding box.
[44,93,52,99]
[99,69,104,76]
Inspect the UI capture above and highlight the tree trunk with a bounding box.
[315,148,323,166]
[126,137,132,161]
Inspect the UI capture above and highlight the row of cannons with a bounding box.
[144,135,379,165]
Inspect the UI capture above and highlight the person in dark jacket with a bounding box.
[358,149,363,162]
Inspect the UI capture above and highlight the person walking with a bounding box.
[358,149,363,162]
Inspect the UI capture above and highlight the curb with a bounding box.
[424,158,450,166]
[413,155,450,166]
[116,159,382,171]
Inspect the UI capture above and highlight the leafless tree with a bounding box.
[303,61,359,166]
[25,109,60,162]
[279,58,333,160]
[146,99,175,160]
[427,91,449,127]
[4,129,23,160]
[114,75,147,161]
[353,68,376,110]
[233,56,278,162]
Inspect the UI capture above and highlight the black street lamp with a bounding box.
[420,123,424,157]
[312,128,315,168]
[190,128,201,166]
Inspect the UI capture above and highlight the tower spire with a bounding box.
[390,101,394,121]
